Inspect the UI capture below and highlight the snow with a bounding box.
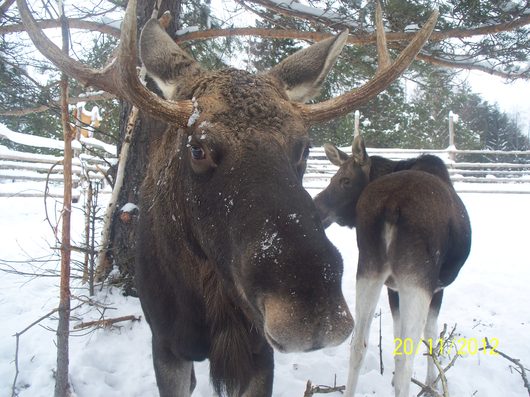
[265,0,360,30]
[120,202,139,213]
[0,123,117,156]
[187,98,201,127]
[176,26,200,37]
[0,185,529,396]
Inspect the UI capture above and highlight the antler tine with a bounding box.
[297,6,439,125]
[16,0,116,93]
[375,0,391,72]
[17,0,193,126]
[113,0,193,125]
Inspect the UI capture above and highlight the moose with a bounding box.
[18,0,439,395]
[314,136,471,397]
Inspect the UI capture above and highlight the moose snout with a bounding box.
[262,294,353,353]
[313,193,335,229]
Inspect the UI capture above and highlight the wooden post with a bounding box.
[448,111,456,162]
[354,110,360,138]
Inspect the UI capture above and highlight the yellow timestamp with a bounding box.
[393,337,499,356]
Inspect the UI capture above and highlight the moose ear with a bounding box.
[352,135,369,165]
[267,30,349,103]
[324,143,350,167]
[139,14,204,99]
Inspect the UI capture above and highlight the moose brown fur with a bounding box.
[17,0,440,394]
[314,136,471,397]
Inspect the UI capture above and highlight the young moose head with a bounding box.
[315,136,372,228]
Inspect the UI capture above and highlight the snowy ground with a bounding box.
[0,183,529,397]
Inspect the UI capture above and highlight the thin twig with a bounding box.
[412,378,442,397]
[378,308,384,375]
[479,337,530,396]
[303,379,345,396]
[73,314,141,330]
[430,351,449,397]
[12,308,59,397]
[415,323,459,397]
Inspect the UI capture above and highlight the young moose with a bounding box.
[314,136,471,397]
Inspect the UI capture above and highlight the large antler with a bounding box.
[297,2,439,125]
[16,0,193,126]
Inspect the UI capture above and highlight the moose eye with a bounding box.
[190,145,205,160]
[340,178,352,189]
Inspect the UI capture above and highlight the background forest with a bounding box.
[1,0,529,154]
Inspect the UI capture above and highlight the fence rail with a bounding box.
[0,124,116,198]
[2,124,530,196]
[304,146,530,194]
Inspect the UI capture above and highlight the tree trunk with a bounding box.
[106,0,183,295]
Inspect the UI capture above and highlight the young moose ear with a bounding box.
[324,143,350,167]
[267,30,349,103]
[352,135,369,165]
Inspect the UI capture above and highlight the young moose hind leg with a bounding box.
[388,288,401,340]
[152,338,194,397]
[387,288,400,387]
[392,286,432,397]
[424,290,443,388]
[345,275,385,397]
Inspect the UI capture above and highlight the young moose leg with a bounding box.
[424,290,443,387]
[387,288,400,387]
[388,288,401,340]
[345,275,385,397]
[392,286,432,397]
[152,337,194,397]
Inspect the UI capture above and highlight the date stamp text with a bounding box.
[393,337,499,356]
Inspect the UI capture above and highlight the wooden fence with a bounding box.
[0,124,116,198]
[2,124,530,197]
[304,146,530,194]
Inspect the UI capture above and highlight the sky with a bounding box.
[465,71,530,136]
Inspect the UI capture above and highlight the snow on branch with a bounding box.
[238,0,361,30]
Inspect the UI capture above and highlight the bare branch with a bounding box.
[297,8,439,124]
[239,0,530,42]
[174,26,529,79]
[0,18,120,37]
[0,0,15,15]
[416,52,529,80]
[236,0,357,32]
[73,314,141,330]
[0,91,115,116]
[303,379,345,396]
[480,337,530,395]
[11,308,59,397]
